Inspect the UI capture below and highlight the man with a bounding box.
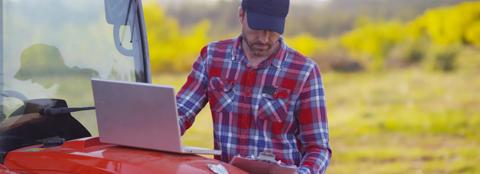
[176,0,331,173]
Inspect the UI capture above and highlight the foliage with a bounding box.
[340,20,405,70]
[144,1,210,73]
[145,1,480,73]
[284,33,328,57]
[409,1,480,47]
[338,1,480,72]
[163,0,474,38]
[465,21,480,46]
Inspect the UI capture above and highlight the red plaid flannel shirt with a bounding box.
[176,36,331,174]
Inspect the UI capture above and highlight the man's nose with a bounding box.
[258,30,271,43]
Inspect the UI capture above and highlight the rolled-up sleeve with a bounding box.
[176,46,209,135]
[295,64,331,174]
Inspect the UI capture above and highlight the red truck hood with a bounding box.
[3,137,246,174]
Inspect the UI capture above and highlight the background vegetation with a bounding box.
[144,0,480,173]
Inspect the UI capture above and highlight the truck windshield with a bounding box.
[0,0,149,136]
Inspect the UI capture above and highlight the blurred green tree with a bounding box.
[340,20,405,71]
[144,1,210,73]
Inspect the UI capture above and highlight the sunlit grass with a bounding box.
[152,68,480,174]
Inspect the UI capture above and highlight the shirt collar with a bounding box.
[233,36,287,69]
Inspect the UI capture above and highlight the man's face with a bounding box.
[240,10,281,58]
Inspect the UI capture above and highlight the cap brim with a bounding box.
[246,12,285,34]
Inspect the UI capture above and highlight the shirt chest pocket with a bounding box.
[256,86,291,123]
[208,77,235,112]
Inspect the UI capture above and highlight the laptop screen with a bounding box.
[91,79,183,152]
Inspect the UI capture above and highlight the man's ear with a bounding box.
[238,7,245,23]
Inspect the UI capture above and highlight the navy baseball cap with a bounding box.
[241,0,290,34]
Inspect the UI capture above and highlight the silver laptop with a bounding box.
[91,79,221,155]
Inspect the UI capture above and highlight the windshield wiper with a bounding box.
[108,0,138,56]
[124,0,133,25]
[122,0,137,44]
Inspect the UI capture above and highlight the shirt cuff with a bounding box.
[297,166,311,174]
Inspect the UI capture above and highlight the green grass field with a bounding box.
[153,68,480,174]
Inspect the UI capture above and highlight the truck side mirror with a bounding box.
[104,0,131,25]
[104,0,137,56]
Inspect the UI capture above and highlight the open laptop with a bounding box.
[91,79,221,155]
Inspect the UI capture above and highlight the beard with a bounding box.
[244,38,273,57]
